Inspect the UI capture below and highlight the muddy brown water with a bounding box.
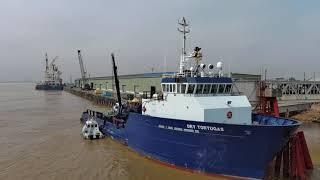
[0,83,319,180]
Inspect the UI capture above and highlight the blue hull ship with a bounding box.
[79,18,302,179]
[126,114,299,179]
[35,53,63,91]
[80,111,300,179]
[35,83,64,90]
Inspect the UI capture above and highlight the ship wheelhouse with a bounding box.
[161,77,233,96]
[142,76,252,125]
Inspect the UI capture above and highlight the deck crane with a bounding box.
[77,50,91,90]
[50,56,59,66]
[50,56,59,71]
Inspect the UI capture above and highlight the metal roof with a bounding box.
[161,77,233,83]
[75,72,260,81]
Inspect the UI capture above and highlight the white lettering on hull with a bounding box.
[158,124,224,133]
[157,124,199,133]
[188,124,224,132]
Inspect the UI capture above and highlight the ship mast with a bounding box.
[44,53,50,82]
[111,53,122,115]
[45,53,49,71]
[178,17,190,74]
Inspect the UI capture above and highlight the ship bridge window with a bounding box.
[225,84,232,93]
[187,84,195,94]
[162,84,165,92]
[177,84,181,93]
[181,84,186,94]
[211,84,218,94]
[173,84,176,92]
[218,84,226,93]
[169,84,173,92]
[203,84,211,94]
[166,84,169,92]
[196,84,203,94]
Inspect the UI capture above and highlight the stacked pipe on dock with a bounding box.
[65,87,116,107]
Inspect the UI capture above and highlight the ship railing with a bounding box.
[142,91,151,99]
[162,73,175,78]
[142,91,164,100]
[183,93,235,97]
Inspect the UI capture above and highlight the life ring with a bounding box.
[227,111,232,119]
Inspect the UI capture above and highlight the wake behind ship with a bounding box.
[35,54,63,90]
[80,18,301,179]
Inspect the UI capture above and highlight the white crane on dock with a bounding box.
[77,50,90,90]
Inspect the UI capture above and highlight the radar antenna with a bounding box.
[178,17,190,57]
[177,17,190,74]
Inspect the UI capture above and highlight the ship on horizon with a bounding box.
[80,17,301,179]
[35,53,64,90]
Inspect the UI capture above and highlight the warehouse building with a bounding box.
[75,72,261,102]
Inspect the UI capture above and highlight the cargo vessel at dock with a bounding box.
[35,53,64,90]
[80,18,301,179]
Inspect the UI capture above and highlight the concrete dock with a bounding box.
[65,87,117,107]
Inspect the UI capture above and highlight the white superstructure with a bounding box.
[43,53,62,85]
[141,17,252,125]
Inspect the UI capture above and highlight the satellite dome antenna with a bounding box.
[178,17,190,74]
[217,57,224,77]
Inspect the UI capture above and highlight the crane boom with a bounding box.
[50,56,59,67]
[77,50,86,80]
[111,53,122,115]
[77,50,90,90]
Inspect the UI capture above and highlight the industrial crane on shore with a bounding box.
[77,50,91,90]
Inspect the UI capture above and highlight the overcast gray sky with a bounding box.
[1,0,320,82]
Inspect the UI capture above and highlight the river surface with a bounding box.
[0,83,319,180]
